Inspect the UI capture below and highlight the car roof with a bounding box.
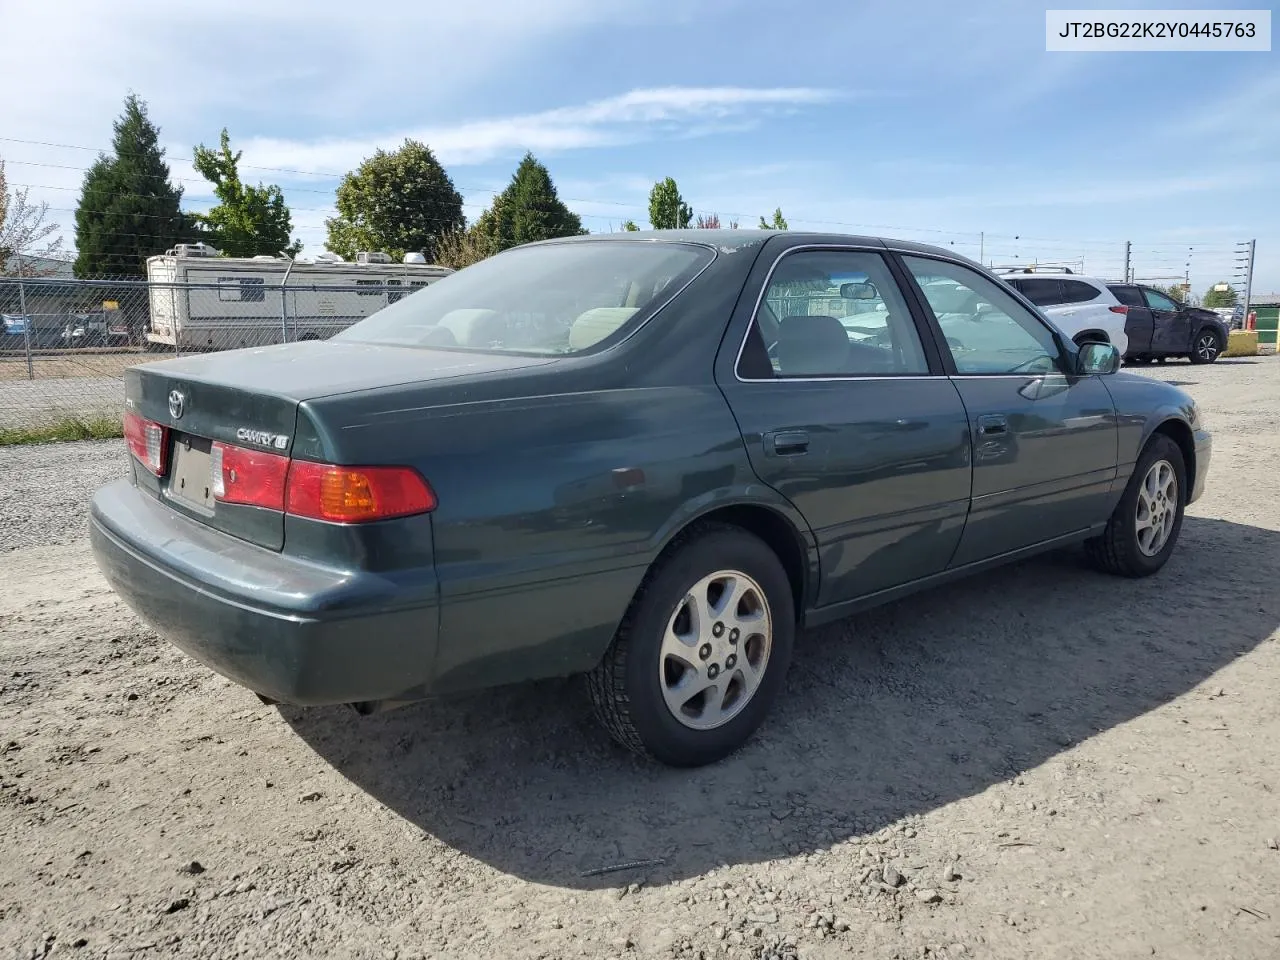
[526,229,982,265]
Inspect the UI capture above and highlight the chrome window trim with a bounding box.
[732,243,942,384]
[893,248,1074,377]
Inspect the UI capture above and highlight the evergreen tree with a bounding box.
[472,152,585,253]
[326,140,464,262]
[74,94,188,277]
[192,129,300,257]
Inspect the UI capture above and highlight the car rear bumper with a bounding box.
[89,479,439,706]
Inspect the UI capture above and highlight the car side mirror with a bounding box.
[1077,341,1120,375]
[840,281,878,300]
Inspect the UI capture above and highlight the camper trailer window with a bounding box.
[356,280,383,297]
[387,279,406,304]
[218,277,266,303]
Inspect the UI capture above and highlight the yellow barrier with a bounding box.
[1224,330,1258,358]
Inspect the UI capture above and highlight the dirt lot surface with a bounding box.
[0,354,141,430]
[2,358,1278,960]
[0,354,141,383]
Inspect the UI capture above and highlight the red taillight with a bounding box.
[200,438,437,524]
[211,442,289,511]
[124,411,167,475]
[285,461,436,523]
[1109,305,1129,315]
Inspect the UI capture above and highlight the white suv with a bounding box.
[996,269,1130,356]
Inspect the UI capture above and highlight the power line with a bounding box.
[4,136,1249,251]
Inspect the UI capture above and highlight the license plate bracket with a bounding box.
[167,434,215,511]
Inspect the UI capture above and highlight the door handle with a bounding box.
[977,414,1008,437]
[764,430,809,457]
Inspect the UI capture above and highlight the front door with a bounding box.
[1143,287,1190,355]
[899,254,1120,566]
[1109,284,1154,355]
[717,245,972,607]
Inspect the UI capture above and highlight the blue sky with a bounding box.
[1,0,1277,294]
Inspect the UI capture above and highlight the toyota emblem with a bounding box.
[168,389,185,420]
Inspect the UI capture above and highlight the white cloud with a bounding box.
[237,87,843,174]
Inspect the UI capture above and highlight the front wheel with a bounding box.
[1085,434,1186,578]
[1189,328,1222,364]
[586,524,795,766]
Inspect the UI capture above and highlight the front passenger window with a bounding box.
[902,256,1064,376]
[743,250,929,378]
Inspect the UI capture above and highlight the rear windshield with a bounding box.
[334,240,715,355]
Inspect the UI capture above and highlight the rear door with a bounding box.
[898,254,1119,565]
[1109,284,1153,354]
[1142,287,1189,354]
[716,242,972,607]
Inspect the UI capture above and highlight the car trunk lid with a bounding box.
[124,341,556,550]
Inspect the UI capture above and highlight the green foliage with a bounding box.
[1202,283,1238,309]
[192,130,299,258]
[74,94,188,277]
[620,219,641,232]
[470,153,586,254]
[758,207,788,230]
[0,413,122,446]
[648,177,692,229]
[326,140,465,262]
[433,226,498,270]
[1150,282,1190,305]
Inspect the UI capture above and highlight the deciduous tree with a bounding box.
[192,129,299,257]
[648,177,692,229]
[326,139,464,262]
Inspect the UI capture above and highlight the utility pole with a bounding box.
[1123,241,1131,283]
[979,232,984,265]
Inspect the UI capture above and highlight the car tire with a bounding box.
[1189,327,1222,364]
[586,523,795,767]
[1084,433,1186,578]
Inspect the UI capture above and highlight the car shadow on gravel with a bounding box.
[281,515,1280,890]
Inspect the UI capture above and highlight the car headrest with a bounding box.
[776,314,849,376]
[437,309,502,347]
[568,307,640,351]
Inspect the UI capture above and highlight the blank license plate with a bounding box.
[168,434,215,511]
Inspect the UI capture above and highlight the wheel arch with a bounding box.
[1073,328,1110,345]
[1148,416,1196,499]
[650,498,818,623]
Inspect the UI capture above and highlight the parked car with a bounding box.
[1106,284,1231,364]
[89,231,1212,767]
[996,269,1130,355]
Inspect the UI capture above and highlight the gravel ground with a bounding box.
[2,357,1279,960]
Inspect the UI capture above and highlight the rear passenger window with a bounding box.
[1109,285,1145,307]
[742,250,929,378]
[1059,280,1100,304]
[1013,278,1064,306]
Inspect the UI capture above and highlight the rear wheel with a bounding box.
[1085,434,1186,578]
[1189,328,1221,364]
[586,524,795,766]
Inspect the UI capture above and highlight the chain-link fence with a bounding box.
[0,273,428,431]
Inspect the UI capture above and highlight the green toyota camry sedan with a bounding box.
[89,230,1211,767]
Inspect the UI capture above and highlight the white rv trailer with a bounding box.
[145,244,454,351]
